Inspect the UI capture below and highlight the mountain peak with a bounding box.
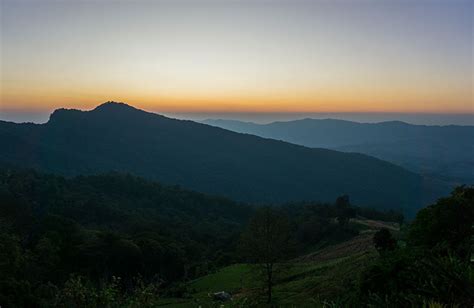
[48,102,139,125]
[47,102,170,126]
[93,101,138,112]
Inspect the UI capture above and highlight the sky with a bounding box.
[0,0,473,124]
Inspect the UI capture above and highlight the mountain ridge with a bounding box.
[0,102,444,214]
[203,118,474,183]
[204,117,474,128]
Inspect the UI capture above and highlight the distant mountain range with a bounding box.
[0,102,448,214]
[203,118,474,184]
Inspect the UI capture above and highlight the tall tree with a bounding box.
[408,185,474,260]
[335,195,355,226]
[240,207,291,304]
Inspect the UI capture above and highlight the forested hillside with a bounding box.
[1,168,471,307]
[0,167,405,307]
[204,118,474,184]
[0,102,431,213]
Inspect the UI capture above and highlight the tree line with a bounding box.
[0,167,414,307]
[239,186,473,306]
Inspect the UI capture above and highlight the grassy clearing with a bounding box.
[158,248,377,306]
[157,219,387,306]
[190,264,255,295]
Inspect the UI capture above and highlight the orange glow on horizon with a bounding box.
[2,91,472,115]
[2,1,472,117]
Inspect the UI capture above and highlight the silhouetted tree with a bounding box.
[373,228,396,254]
[335,195,355,226]
[240,207,291,304]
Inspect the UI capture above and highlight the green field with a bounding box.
[157,227,383,307]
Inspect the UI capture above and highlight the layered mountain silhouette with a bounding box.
[204,118,474,184]
[0,102,442,213]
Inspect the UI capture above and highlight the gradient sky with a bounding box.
[1,0,473,119]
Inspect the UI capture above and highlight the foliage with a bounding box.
[373,228,396,254]
[0,168,250,306]
[0,167,380,306]
[240,207,292,303]
[335,195,356,226]
[53,275,163,308]
[360,251,473,307]
[359,186,474,307]
[408,185,474,260]
[2,166,459,307]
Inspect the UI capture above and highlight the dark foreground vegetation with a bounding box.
[0,168,472,307]
[358,185,474,307]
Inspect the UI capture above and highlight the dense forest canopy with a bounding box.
[0,167,409,307]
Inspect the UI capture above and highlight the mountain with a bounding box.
[203,118,474,184]
[0,102,440,213]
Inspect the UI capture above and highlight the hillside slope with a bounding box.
[171,219,392,307]
[203,118,474,184]
[0,102,428,211]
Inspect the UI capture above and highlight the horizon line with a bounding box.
[2,103,473,116]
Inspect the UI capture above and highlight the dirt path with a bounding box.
[352,218,400,231]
